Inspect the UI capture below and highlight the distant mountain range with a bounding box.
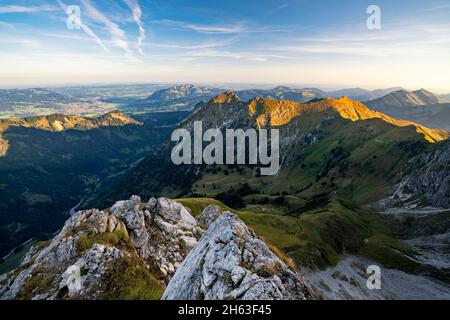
[363,89,450,130]
[236,86,326,102]
[325,87,403,101]
[0,88,75,108]
[130,84,405,111]
[146,84,222,102]
[0,88,77,115]
[441,94,450,101]
[0,85,423,116]
[364,89,448,108]
[129,84,223,111]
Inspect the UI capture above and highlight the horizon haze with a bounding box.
[0,0,450,93]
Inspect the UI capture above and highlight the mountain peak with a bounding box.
[243,96,448,143]
[179,83,195,88]
[365,88,447,107]
[415,88,431,93]
[99,110,141,124]
[273,85,293,91]
[336,96,353,101]
[146,84,222,104]
[248,95,265,103]
[210,90,241,104]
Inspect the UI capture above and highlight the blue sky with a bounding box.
[0,0,450,92]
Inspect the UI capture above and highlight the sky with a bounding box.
[0,0,450,93]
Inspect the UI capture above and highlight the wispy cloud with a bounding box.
[165,49,288,63]
[153,19,242,33]
[179,23,243,34]
[80,0,136,60]
[265,2,290,16]
[0,21,15,29]
[150,37,238,50]
[153,19,286,34]
[123,0,146,55]
[411,3,450,14]
[0,4,58,14]
[277,44,421,57]
[0,38,41,49]
[57,0,109,52]
[276,22,450,58]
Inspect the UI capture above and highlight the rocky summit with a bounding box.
[163,210,314,300]
[0,197,315,300]
[0,196,202,300]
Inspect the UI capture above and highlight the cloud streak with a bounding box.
[124,0,146,55]
[150,48,288,63]
[150,37,238,50]
[80,0,135,60]
[153,19,286,34]
[0,37,41,49]
[0,5,58,14]
[57,0,109,52]
[275,22,450,58]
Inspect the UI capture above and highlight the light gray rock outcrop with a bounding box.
[1,197,316,300]
[162,212,314,300]
[0,196,201,300]
[61,244,124,298]
[139,197,203,279]
[196,205,222,229]
[0,208,128,300]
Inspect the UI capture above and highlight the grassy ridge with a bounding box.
[177,197,420,273]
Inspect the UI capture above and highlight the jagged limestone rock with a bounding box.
[142,197,203,279]
[0,208,129,300]
[59,244,124,298]
[196,205,222,228]
[162,212,315,300]
[0,196,201,300]
[1,198,316,300]
[111,196,149,253]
